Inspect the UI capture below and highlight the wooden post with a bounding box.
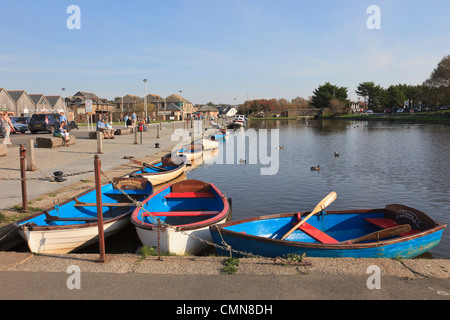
[94,155,106,263]
[172,122,175,132]
[139,130,143,144]
[156,124,160,139]
[96,132,103,154]
[19,145,28,213]
[26,139,36,171]
[134,125,138,144]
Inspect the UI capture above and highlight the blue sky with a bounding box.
[1,0,449,104]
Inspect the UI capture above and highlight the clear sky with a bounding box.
[1,0,449,104]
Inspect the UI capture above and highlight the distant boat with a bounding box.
[209,204,446,259]
[131,179,231,255]
[227,115,247,129]
[177,144,203,164]
[14,178,153,254]
[129,157,186,186]
[192,137,219,151]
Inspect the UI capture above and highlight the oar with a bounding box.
[280,191,337,240]
[130,159,168,171]
[341,224,412,244]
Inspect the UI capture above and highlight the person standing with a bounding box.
[131,112,137,126]
[1,112,15,146]
[124,114,129,128]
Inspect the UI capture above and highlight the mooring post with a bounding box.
[19,145,28,213]
[96,132,103,154]
[26,139,36,171]
[94,155,106,263]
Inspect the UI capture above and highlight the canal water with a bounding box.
[186,119,450,258]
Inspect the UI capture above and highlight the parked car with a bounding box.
[29,113,61,134]
[11,116,30,124]
[10,118,29,133]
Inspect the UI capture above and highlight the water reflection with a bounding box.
[186,119,450,258]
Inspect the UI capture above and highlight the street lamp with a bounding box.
[143,79,148,121]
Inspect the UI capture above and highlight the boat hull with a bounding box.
[17,217,129,254]
[209,206,446,259]
[135,214,229,255]
[14,178,153,254]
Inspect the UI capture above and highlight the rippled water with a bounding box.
[186,119,450,258]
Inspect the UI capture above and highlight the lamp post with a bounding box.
[143,79,148,121]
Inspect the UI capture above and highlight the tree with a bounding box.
[355,82,384,111]
[310,82,348,109]
[386,85,406,108]
[423,55,450,107]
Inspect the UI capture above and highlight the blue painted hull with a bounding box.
[209,206,446,259]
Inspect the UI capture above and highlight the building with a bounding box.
[0,88,15,115]
[67,91,117,121]
[196,105,219,119]
[165,94,194,120]
[46,95,66,112]
[145,94,165,110]
[217,106,238,118]
[7,90,35,116]
[29,94,52,113]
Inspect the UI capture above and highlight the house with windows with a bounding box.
[165,94,194,120]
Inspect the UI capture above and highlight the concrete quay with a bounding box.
[0,252,449,300]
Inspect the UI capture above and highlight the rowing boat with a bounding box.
[131,179,231,255]
[192,138,219,150]
[209,204,446,259]
[129,157,186,186]
[14,178,153,254]
[177,144,203,164]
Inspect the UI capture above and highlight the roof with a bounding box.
[29,94,49,105]
[165,94,192,104]
[165,103,182,111]
[7,90,26,102]
[45,96,63,107]
[73,91,100,100]
[198,105,219,112]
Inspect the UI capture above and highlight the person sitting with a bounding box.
[105,119,115,138]
[96,118,113,139]
[54,121,70,146]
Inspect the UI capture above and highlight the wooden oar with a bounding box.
[280,191,337,240]
[130,159,168,171]
[341,224,412,244]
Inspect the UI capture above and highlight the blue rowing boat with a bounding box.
[209,204,446,259]
[15,177,153,254]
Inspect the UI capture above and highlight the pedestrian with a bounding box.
[59,112,67,123]
[124,114,129,128]
[1,112,15,146]
[131,112,137,126]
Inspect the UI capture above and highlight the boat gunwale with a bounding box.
[131,182,230,232]
[210,209,446,250]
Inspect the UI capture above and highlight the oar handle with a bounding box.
[280,191,337,241]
